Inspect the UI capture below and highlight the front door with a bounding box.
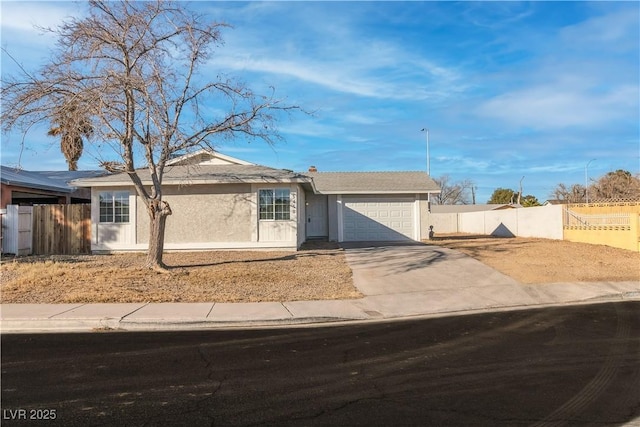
[306,193,328,238]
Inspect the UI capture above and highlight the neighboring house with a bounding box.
[430,203,523,214]
[0,166,106,209]
[71,150,440,251]
[543,199,568,206]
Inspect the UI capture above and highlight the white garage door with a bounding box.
[342,197,415,241]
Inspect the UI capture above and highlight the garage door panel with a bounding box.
[342,197,415,242]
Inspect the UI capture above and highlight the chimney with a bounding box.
[308,166,317,172]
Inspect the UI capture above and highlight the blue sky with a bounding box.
[1,1,639,203]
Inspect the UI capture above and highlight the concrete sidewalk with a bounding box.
[1,244,639,333]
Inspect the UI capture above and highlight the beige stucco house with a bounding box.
[72,150,440,251]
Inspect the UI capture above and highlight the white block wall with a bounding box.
[425,205,564,240]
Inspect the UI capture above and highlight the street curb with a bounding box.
[0,316,364,334]
[2,295,639,334]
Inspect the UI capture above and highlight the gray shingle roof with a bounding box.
[71,164,313,187]
[70,164,440,195]
[1,166,106,193]
[306,171,440,194]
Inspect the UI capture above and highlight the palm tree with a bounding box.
[47,100,93,171]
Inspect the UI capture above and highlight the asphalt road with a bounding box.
[2,302,639,427]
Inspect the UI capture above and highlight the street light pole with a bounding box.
[421,128,430,175]
[585,159,596,204]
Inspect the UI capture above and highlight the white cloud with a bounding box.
[342,113,383,125]
[527,163,584,173]
[214,51,465,102]
[0,2,75,34]
[279,119,342,138]
[216,55,381,99]
[476,82,637,130]
[560,8,639,51]
[435,155,492,172]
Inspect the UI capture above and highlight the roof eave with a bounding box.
[315,189,441,195]
[72,177,313,187]
[2,179,74,194]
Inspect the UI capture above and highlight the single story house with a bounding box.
[71,150,440,251]
[0,166,106,208]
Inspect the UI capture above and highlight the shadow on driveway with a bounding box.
[340,241,519,296]
[340,241,458,275]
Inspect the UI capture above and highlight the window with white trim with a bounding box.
[99,191,130,223]
[259,189,290,220]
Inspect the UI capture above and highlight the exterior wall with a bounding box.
[252,183,300,248]
[418,195,432,239]
[563,203,640,252]
[1,183,69,208]
[327,194,339,242]
[137,184,252,245]
[93,183,303,251]
[297,189,307,248]
[435,205,564,239]
[568,202,640,215]
[484,209,519,237]
[459,211,486,235]
[1,184,11,208]
[517,205,563,239]
[563,214,640,252]
[91,186,137,250]
[424,212,459,235]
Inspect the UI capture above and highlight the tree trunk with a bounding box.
[145,200,172,271]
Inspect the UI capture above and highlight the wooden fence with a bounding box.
[32,204,91,255]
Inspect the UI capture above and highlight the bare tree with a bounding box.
[433,175,474,205]
[47,98,93,171]
[549,183,586,203]
[2,1,299,270]
[551,171,640,203]
[590,170,640,201]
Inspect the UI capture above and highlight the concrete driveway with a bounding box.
[341,241,538,317]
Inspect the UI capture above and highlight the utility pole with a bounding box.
[585,159,596,204]
[518,176,524,205]
[421,128,430,175]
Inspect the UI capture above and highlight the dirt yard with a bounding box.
[428,235,640,284]
[0,242,360,304]
[2,237,638,304]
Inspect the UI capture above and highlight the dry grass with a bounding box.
[428,234,640,284]
[0,242,360,304]
[3,237,638,304]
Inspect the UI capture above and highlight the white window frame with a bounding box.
[99,191,130,223]
[259,188,291,221]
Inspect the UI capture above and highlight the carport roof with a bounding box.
[0,166,106,193]
[306,171,440,194]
